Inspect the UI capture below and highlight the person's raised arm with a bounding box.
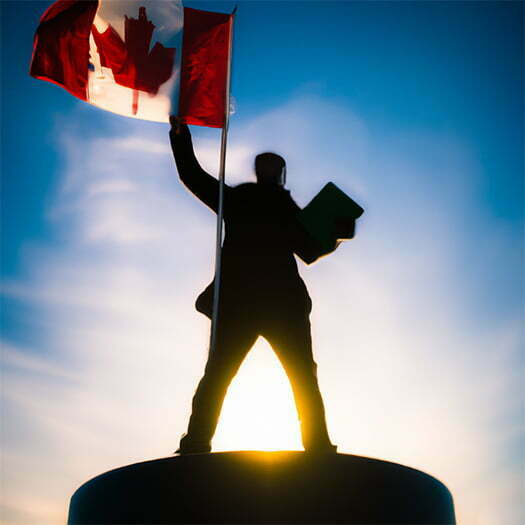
[169,117,225,213]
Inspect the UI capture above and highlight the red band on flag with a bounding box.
[30,0,98,101]
[179,7,232,128]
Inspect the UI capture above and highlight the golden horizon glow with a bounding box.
[212,338,303,452]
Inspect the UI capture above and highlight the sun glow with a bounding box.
[212,339,303,452]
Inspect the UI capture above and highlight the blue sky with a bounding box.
[1,1,523,524]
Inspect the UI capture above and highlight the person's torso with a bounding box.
[221,183,307,295]
[197,183,313,317]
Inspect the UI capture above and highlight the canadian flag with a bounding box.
[30,0,233,127]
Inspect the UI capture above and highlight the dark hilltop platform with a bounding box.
[68,451,455,524]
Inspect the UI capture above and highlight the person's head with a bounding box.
[254,152,286,186]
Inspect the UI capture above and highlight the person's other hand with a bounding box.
[334,217,356,239]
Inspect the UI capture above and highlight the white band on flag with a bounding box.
[88,0,183,122]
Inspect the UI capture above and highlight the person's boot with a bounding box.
[305,443,338,454]
[174,433,211,455]
[301,420,337,454]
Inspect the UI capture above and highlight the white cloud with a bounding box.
[86,179,137,196]
[1,95,523,525]
[108,136,171,155]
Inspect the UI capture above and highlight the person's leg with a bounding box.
[179,318,258,453]
[263,315,335,452]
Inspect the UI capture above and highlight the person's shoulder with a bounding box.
[232,182,257,191]
[232,182,290,194]
[229,182,259,198]
[230,183,296,205]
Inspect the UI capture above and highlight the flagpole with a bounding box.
[210,10,235,356]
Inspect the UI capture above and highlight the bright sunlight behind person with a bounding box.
[213,339,303,451]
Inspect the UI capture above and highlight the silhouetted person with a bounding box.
[169,119,336,454]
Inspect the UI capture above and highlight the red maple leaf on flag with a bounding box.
[91,6,176,113]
